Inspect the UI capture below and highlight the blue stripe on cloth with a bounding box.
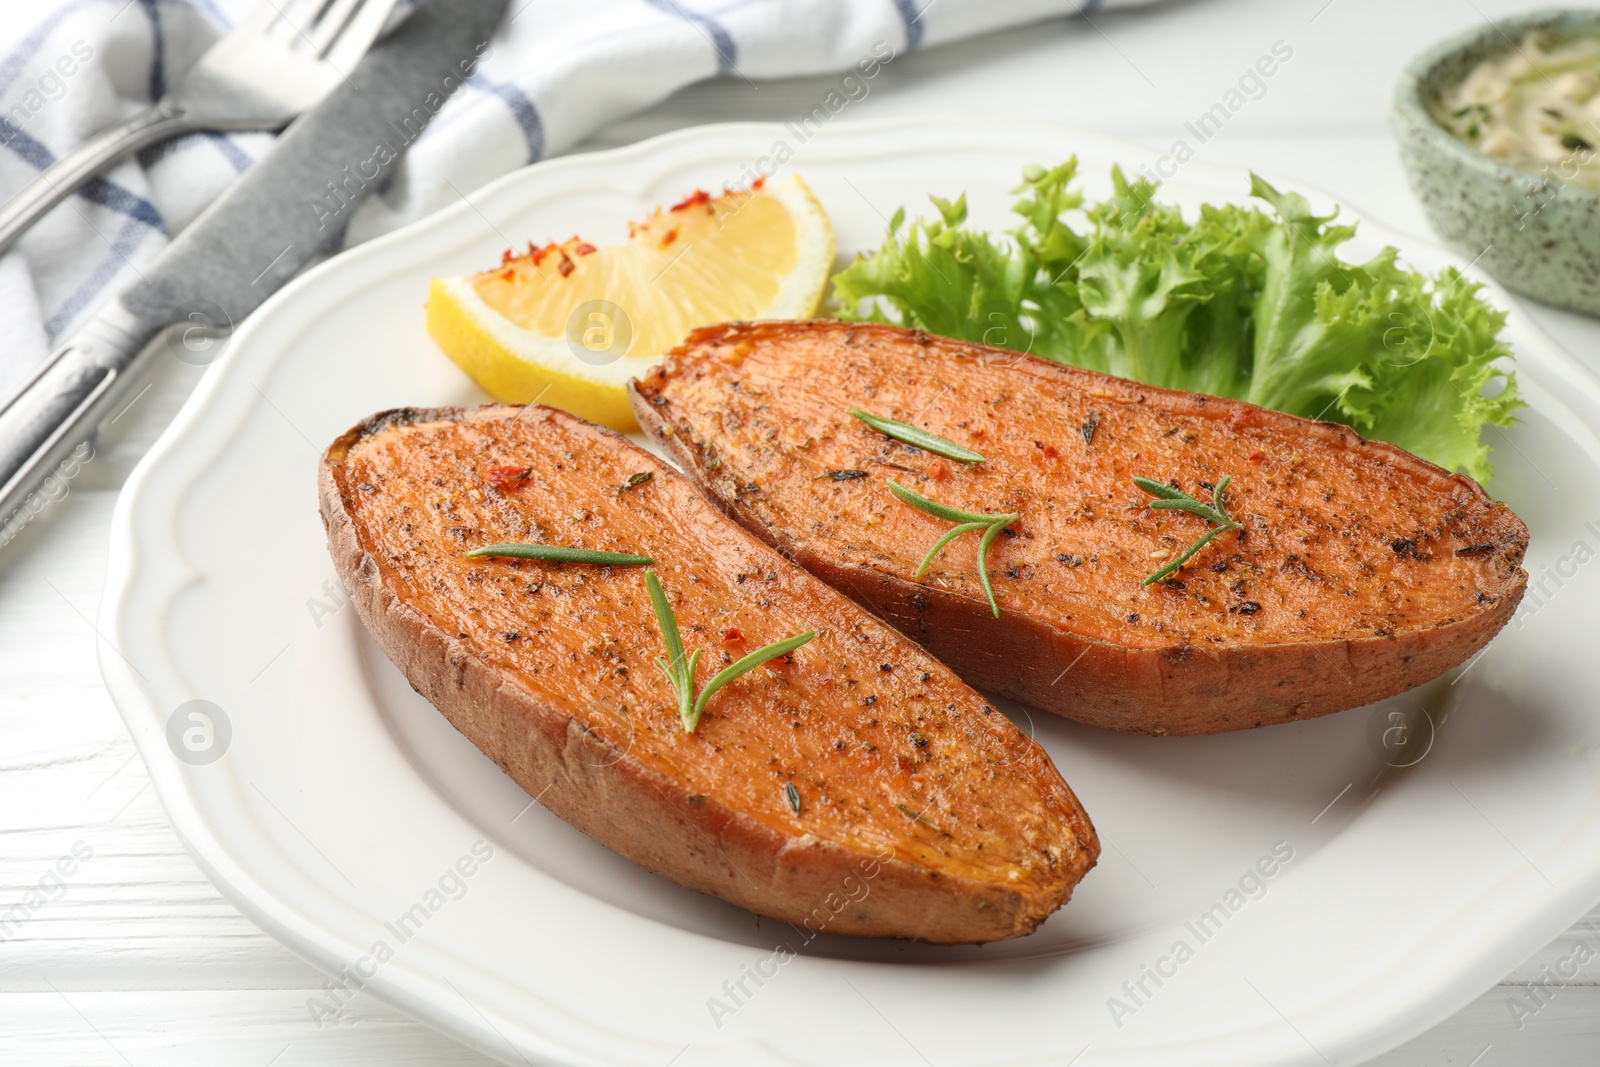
[44,214,155,340]
[480,78,545,163]
[0,117,164,231]
[642,0,738,74]
[891,0,927,50]
[140,0,166,100]
[78,175,165,231]
[205,131,251,173]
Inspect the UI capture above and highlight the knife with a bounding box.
[0,0,510,547]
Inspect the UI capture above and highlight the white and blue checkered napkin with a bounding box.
[0,0,1157,402]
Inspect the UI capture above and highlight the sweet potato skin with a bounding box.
[629,320,1529,736]
[319,404,1097,943]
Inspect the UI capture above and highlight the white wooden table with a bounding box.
[3,0,1598,1062]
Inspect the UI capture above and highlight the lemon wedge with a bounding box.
[426,174,833,431]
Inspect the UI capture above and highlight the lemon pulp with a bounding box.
[425,175,832,431]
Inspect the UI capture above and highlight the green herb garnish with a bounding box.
[618,472,653,493]
[1134,475,1242,585]
[785,782,802,816]
[848,408,984,463]
[645,571,816,733]
[895,802,943,833]
[886,479,1018,618]
[833,161,1520,482]
[464,544,652,565]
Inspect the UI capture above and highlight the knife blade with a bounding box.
[0,0,510,549]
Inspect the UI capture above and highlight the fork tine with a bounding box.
[306,0,363,55]
[322,0,402,73]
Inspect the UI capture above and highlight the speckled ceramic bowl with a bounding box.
[1395,8,1600,316]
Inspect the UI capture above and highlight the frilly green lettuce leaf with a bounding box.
[1337,266,1521,480]
[830,162,1521,483]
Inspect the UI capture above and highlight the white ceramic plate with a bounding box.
[101,119,1600,1067]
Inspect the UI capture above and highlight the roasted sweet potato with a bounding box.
[629,320,1529,736]
[319,404,1097,943]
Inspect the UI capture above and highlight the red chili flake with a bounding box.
[722,628,744,643]
[1230,408,1253,430]
[1249,450,1265,464]
[498,268,515,280]
[485,465,533,490]
[752,176,767,190]
[928,460,947,480]
[670,189,713,213]
[558,253,575,277]
[1042,445,1058,458]
[500,248,517,266]
[573,243,597,256]
[661,228,679,247]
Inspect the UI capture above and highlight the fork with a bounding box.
[0,0,399,255]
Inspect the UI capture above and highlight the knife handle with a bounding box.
[0,306,153,543]
[0,102,196,256]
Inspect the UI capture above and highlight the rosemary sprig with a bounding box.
[895,802,944,833]
[644,571,816,733]
[1134,474,1242,585]
[886,480,1018,618]
[848,408,984,463]
[464,543,652,565]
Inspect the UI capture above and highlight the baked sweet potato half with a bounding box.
[319,404,1097,943]
[629,320,1529,736]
